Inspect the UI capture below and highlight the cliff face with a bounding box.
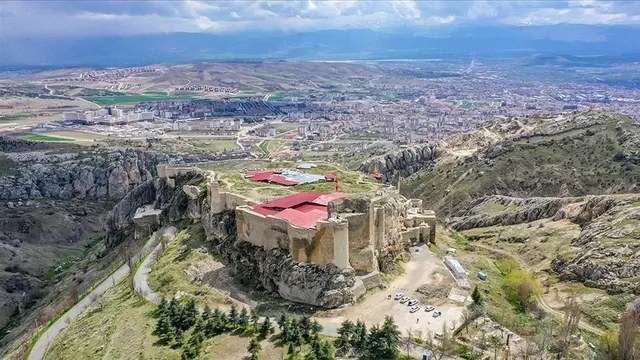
[454,194,640,295]
[0,148,167,201]
[358,143,439,182]
[107,171,360,308]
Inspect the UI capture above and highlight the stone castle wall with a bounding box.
[149,163,437,307]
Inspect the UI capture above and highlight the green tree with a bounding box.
[277,313,288,331]
[471,285,483,306]
[228,304,239,328]
[201,305,212,322]
[364,325,384,360]
[503,269,542,312]
[335,319,354,355]
[379,316,401,359]
[300,315,312,341]
[353,320,368,354]
[259,316,274,339]
[238,307,250,330]
[248,337,261,360]
[153,314,175,344]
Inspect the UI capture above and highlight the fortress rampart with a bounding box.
[156,163,436,293]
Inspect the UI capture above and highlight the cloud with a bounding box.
[0,0,638,38]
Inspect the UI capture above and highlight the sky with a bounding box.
[1,0,639,38]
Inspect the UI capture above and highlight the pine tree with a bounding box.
[335,319,355,354]
[202,305,212,322]
[310,319,323,338]
[353,320,368,354]
[238,307,249,330]
[155,298,168,317]
[248,337,261,360]
[250,309,260,328]
[277,313,288,331]
[379,316,400,359]
[153,313,175,344]
[300,315,312,341]
[364,325,384,360]
[471,285,483,306]
[228,304,239,328]
[287,342,295,355]
[259,316,274,339]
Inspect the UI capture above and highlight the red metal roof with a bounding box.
[275,208,328,228]
[324,174,337,181]
[251,192,350,228]
[312,192,350,206]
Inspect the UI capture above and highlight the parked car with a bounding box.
[432,311,442,318]
[409,306,420,313]
[394,293,404,300]
[408,299,418,306]
[424,305,435,312]
[399,296,410,304]
[434,332,444,339]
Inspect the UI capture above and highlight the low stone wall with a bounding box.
[359,270,381,290]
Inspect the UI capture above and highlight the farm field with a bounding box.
[20,134,75,142]
[81,92,196,105]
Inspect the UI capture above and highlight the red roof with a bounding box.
[324,174,337,181]
[251,192,350,228]
[246,170,299,186]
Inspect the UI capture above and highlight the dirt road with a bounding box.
[28,227,175,360]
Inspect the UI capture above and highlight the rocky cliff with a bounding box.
[106,171,360,308]
[358,143,439,182]
[0,148,167,201]
[453,193,640,295]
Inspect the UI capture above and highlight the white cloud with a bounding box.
[0,0,638,38]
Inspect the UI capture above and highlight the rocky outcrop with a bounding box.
[0,148,167,201]
[209,211,357,308]
[453,193,640,295]
[358,143,439,182]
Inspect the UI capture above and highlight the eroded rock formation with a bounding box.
[0,148,167,201]
[358,143,439,182]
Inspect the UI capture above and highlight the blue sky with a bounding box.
[1,1,639,38]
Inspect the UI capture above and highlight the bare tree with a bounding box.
[534,317,554,360]
[619,298,640,360]
[402,328,415,356]
[488,334,502,360]
[552,296,581,357]
[424,322,456,360]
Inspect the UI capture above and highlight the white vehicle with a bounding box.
[394,293,403,300]
[434,332,444,340]
[399,296,410,304]
[432,311,442,318]
[408,299,419,306]
[424,305,435,312]
[409,306,420,313]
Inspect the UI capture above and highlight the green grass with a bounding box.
[147,225,236,310]
[404,115,640,215]
[21,134,74,142]
[193,139,239,152]
[269,93,287,101]
[81,93,196,105]
[0,113,30,121]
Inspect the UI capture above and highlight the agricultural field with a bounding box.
[20,134,75,142]
[81,92,196,105]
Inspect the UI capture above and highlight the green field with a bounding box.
[192,139,239,152]
[21,134,74,142]
[81,92,195,105]
[0,114,30,121]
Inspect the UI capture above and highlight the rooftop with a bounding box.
[246,169,336,187]
[252,191,350,228]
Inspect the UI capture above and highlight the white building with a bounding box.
[444,255,466,279]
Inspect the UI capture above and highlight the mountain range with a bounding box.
[1,24,639,67]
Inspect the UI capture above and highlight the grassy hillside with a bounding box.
[403,111,640,216]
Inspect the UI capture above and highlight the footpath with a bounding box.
[28,227,176,360]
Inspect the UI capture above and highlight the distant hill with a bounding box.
[2,25,640,66]
[402,110,640,216]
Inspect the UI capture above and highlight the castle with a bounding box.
[154,164,436,304]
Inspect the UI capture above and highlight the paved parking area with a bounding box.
[318,244,464,338]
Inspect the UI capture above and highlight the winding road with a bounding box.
[28,228,175,360]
